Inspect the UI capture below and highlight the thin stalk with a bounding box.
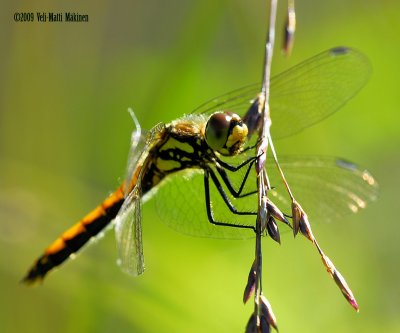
[253,0,278,330]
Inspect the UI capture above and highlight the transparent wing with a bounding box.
[154,168,257,239]
[266,156,379,222]
[192,47,371,139]
[192,83,260,117]
[115,184,145,276]
[115,111,166,275]
[125,109,147,196]
[269,47,371,138]
[114,109,148,276]
[154,155,378,239]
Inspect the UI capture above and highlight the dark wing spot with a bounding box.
[330,46,349,56]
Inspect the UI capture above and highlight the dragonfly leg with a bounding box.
[241,137,262,153]
[215,161,256,198]
[215,155,257,172]
[203,168,256,232]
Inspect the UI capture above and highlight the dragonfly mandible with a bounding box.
[22,47,378,283]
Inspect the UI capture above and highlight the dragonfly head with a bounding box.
[205,111,248,156]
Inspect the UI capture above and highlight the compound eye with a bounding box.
[205,112,232,152]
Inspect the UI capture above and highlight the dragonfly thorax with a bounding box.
[140,112,248,194]
[205,111,248,156]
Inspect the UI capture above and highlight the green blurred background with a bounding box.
[1,0,399,332]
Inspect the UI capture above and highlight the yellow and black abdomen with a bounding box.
[23,186,125,283]
[23,116,209,283]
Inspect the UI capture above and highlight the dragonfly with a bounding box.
[22,47,378,283]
